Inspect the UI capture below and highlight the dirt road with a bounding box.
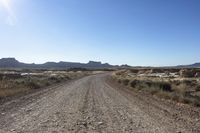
[0,74,199,133]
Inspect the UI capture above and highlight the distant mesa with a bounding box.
[0,58,199,69]
[0,58,121,69]
[121,64,132,68]
[0,58,21,67]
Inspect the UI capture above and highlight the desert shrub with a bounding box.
[0,74,3,80]
[118,79,121,83]
[122,79,130,86]
[134,81,172,92]
[190,98,200,107]
[130,80,149,90]
[170,92,200,107]
[136,81,149,90]
[195,86,200,91]
[145,81,153,87]
[3,74,22,79]
[44,82,50,86]
[179,96,200,107]
[152,82,172,92]
[130,69,139,73]
[159,82,172,92]
[48,76,58,81]
[182,80,194,86]
[115,70,126,76]
[173,80,181,86]
[63,75,70,80]
[179,69,196,78]
[26,81,40,89]
[48,76,61,83]
[171,93,180,101]
[130,80,139,88]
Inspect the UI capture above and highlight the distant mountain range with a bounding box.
[176,63,200,68]
[0,58,126,69]
[1,58,199,69]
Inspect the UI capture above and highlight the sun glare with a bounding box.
[0,0,16,26]
[0,0,12,13]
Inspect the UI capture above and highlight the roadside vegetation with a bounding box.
[113,68,200,107]
[0,69,91,99]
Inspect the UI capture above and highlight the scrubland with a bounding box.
[112,68,200,107]
[0,69,91,99]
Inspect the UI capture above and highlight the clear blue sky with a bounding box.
[0,0,200,66]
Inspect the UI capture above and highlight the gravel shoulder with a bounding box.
[0,74,199,133]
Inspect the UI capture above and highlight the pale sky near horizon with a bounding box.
[0,0,200,66]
